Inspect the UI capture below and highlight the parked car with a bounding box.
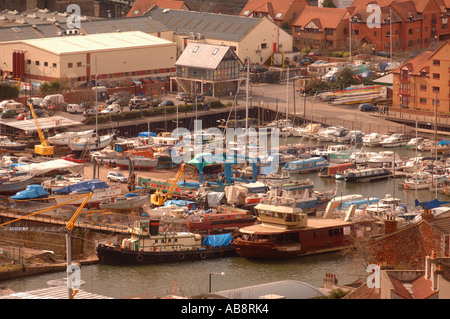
[17,112,27,120]
[1,109,18,119]
[83,108,97,117]
[375,51,391,58]
[150,98,162,107]
[358,103,378,112]
[107,171,128,183]
[158,100,175,107]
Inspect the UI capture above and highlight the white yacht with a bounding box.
[380,134,408,148]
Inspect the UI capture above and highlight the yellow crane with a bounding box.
[29,103,54,156]
[151,163,186,206]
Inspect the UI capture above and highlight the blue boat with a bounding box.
[283,157,328,173]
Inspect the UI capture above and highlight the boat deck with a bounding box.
[239,218,353,235]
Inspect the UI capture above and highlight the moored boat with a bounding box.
[283,157,328,173]
[230,198,358,259]
[344,167,392,183]
[186,206,256,232]
[96,219,236,264]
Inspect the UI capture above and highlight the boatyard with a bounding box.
[1,1,450,303]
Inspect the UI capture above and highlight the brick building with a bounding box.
[291,6,350,51]
[392,40,450,112]
[347,0,450,52]
[239,0,309,28]
[369,207,450,269]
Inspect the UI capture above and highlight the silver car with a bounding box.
[107,171,128,183]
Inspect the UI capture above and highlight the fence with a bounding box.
[0,240,26,266]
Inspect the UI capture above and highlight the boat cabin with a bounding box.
[284,157,328,173]
[319,162,355,178]
[122,219,202,252]
[255,202,307,229]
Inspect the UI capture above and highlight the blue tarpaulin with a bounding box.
[138,132,157,137]
[178,181,200,189]
[202,233,232,247]
[53,180,109,194]
[415,199,450,209]
[438,140,450,146]
[124,193,138,197]
[12,185,48,200]
[164,200,196,209]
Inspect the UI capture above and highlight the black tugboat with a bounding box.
[96,219,236,265]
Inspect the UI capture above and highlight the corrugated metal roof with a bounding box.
[0,285,113,299]
[148,8,262,42]
[213,280,325,299]
[0,15,169,43]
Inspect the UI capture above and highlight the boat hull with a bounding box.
[0,175,35,195]
[96,244,237,265]
[115,157,157,170]
[54,188,122,206]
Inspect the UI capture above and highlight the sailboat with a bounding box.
[68,131,116,151]
[68,59,116,152]
[48,130,94,146]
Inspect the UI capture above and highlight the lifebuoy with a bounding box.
[136,254,144,262]
[178,253,185,260]
[200,252,207,259]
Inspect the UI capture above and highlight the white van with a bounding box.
[100,104,121,114]
[67,104,85,114]
[3,102,26,113]
[27,97,43,108]
[40,94,64,107]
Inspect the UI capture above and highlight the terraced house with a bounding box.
[392,40,450,113]
[291,6,350,51]
[347,0,450,52]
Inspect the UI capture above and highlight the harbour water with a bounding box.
[3,136,449,298]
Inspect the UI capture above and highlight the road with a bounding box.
[238,82,409,135]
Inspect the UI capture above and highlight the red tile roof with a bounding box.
[240,0,309,21]
[126,0,188,17]
[292,6,349,29]
[393,51,434,75]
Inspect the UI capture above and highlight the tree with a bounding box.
[40,78,70,95]
[334,66,359,88]
[322,0,336,8]
[0,83,19,99]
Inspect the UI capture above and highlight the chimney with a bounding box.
[422,209,434,223]
[384,214,397,234]
[323,273,338,289]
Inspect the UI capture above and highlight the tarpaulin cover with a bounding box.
[415,199,450,209]
[178,181,200,188]
[138,132,157,137]
[12,185,48,200]
[438,140,450,146]
[202,233,232,247]
[207,191,224,207]
[164,200,195,207]
[53,180,109,194]
[124,193,138,197]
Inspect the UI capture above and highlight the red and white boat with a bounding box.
[115,150,157,170]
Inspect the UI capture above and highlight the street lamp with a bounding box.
[209,272,225,293]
